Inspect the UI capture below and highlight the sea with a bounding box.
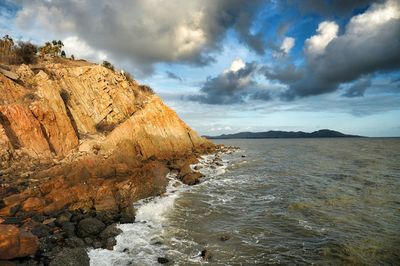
[89,138,400,265]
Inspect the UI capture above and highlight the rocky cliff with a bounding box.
[0,58,214,263]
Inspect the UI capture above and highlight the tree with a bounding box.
[61,50,66,57]
[102,60,114,71]
[15,41,37,64]
[71,54,75,60]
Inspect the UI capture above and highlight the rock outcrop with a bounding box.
[0,224,39,260]
[0,59,214,263]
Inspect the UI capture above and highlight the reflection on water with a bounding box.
[163,138,400,265]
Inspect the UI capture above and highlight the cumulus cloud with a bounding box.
[273,37,295,57]
[304,21,338,57]
[13,0,266,73]
[282,0,400,99]
[63,36,108,61]
[189,60,261,104]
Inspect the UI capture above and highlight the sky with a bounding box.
[1,0,400,137]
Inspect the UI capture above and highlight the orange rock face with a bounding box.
[0,104,51,157]
[0,225,39,260]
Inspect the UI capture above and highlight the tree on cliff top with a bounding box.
[102,60,115,71]
[39,40,64,57]
[0,35,37,64]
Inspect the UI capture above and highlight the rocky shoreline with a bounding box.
[0,145,239,266]
[0,57,218,265]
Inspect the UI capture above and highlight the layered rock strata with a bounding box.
[0,59,214,264]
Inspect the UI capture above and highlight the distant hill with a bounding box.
[204,129,363,139]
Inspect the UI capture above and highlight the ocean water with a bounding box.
[89,138,400,265]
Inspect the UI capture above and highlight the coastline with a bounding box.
[0,145,239,265]
[89,146,237,265]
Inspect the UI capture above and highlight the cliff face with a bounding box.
[0,62,211,161]
[0,60,213,227]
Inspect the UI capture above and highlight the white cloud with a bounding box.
[63,36,107,62]
[280,37,295,55]
[12,0,265,74]
[305,21,339,57]
[347,0,400,34]
[283,0,400,99]
[227,58,246,72]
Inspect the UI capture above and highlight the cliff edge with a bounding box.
[0,58,214,263]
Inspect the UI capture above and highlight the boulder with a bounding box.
[49,248,89,266]
[0,224,39,260]
[99,224,122,240]
[182,172,203,185]
[77,217,105,237]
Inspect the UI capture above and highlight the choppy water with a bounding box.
[90,138,400,265]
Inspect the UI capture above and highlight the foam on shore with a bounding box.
[88,153,230,266]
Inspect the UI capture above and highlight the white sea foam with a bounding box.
[89,175,186,266]
[89,153,230,266]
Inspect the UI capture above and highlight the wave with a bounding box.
[88,153,230,266]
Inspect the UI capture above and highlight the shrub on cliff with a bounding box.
[0,35,37,64]
[102,60,114,71]
[139,84,154,94]
[14,41,38,64]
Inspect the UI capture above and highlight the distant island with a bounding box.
[204,129,364,139]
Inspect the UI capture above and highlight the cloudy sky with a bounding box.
[1,0,400,137]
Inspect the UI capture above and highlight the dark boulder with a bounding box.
[32,224,52,238]
[49,248,89,266]
[55,211,72,226]
[157,257,169,264]
[77,217,106,237]
[99,224,122,240]
[201,249,212,261]
[65,237,85,248]
[220,235,231,241]
[182,172,203,185]
[119,207,135,224]
[61,222,76,238]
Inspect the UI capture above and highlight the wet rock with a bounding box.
[241,155,246,158]
[93,241,102,249]
[61,222,76,238]
[193,165,203,170]
[99,224,122,240]
[182,172,203,185]
[77,217,105,237]
[55,211,72,226]
[220,235,231,241]
[119,207,135,224]
[2,217,23,225]
[83,237,93,245]
[32,223,52,238]
[104,237,117,250]
[65,237,85,248]
[201,249,212,261]
[157,257,169,264]
[0,224,39,260]
[96,211,119,225]
[49,248,89,266]
[32,213,45,223]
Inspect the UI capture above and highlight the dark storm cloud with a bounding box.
[188,62,260,105]
[286,0,377,16]
[260,64,303,84]
[14,0,267,73]
[342,76,372,98]
[166,71,183,82]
